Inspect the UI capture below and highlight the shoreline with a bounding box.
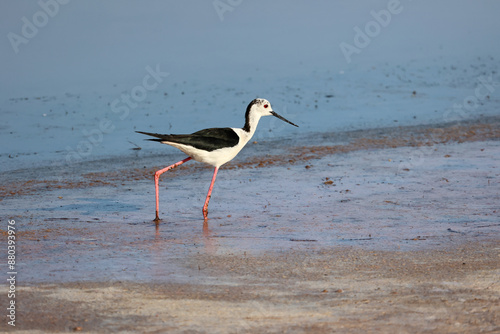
[1,118,499,333]
[4,240,500,333]
[1,116,499,200]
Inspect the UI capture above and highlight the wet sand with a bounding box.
[11,241,500,333]
[1,118,499,333]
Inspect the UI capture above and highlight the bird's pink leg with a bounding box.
[203,167,219,221]
[154,157,192,221]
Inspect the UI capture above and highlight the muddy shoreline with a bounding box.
[1,116,499,200]
[8,240,500,333]
[1,119,499,333]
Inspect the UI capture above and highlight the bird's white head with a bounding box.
[243,98,298,132]
[249,98,274,117]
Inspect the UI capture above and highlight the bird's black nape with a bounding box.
[243,99,260,132]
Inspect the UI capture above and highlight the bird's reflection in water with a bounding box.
[151,219,218,255]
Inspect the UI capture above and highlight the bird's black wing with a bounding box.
[136,128,240,152]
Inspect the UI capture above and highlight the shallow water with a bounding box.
[3,129,499,284]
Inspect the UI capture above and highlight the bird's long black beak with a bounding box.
[270,111,299,127]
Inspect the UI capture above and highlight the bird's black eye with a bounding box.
[264,104,269,108]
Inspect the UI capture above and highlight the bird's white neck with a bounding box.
[234,110,261,146]
[242,110,262,135]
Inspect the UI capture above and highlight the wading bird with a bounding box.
[137,98,298,221]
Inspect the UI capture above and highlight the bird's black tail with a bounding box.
[135,131,171,142]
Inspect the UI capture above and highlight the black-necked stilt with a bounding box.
[137,98,298,222]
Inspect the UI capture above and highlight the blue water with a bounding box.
[2,1,500,173]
